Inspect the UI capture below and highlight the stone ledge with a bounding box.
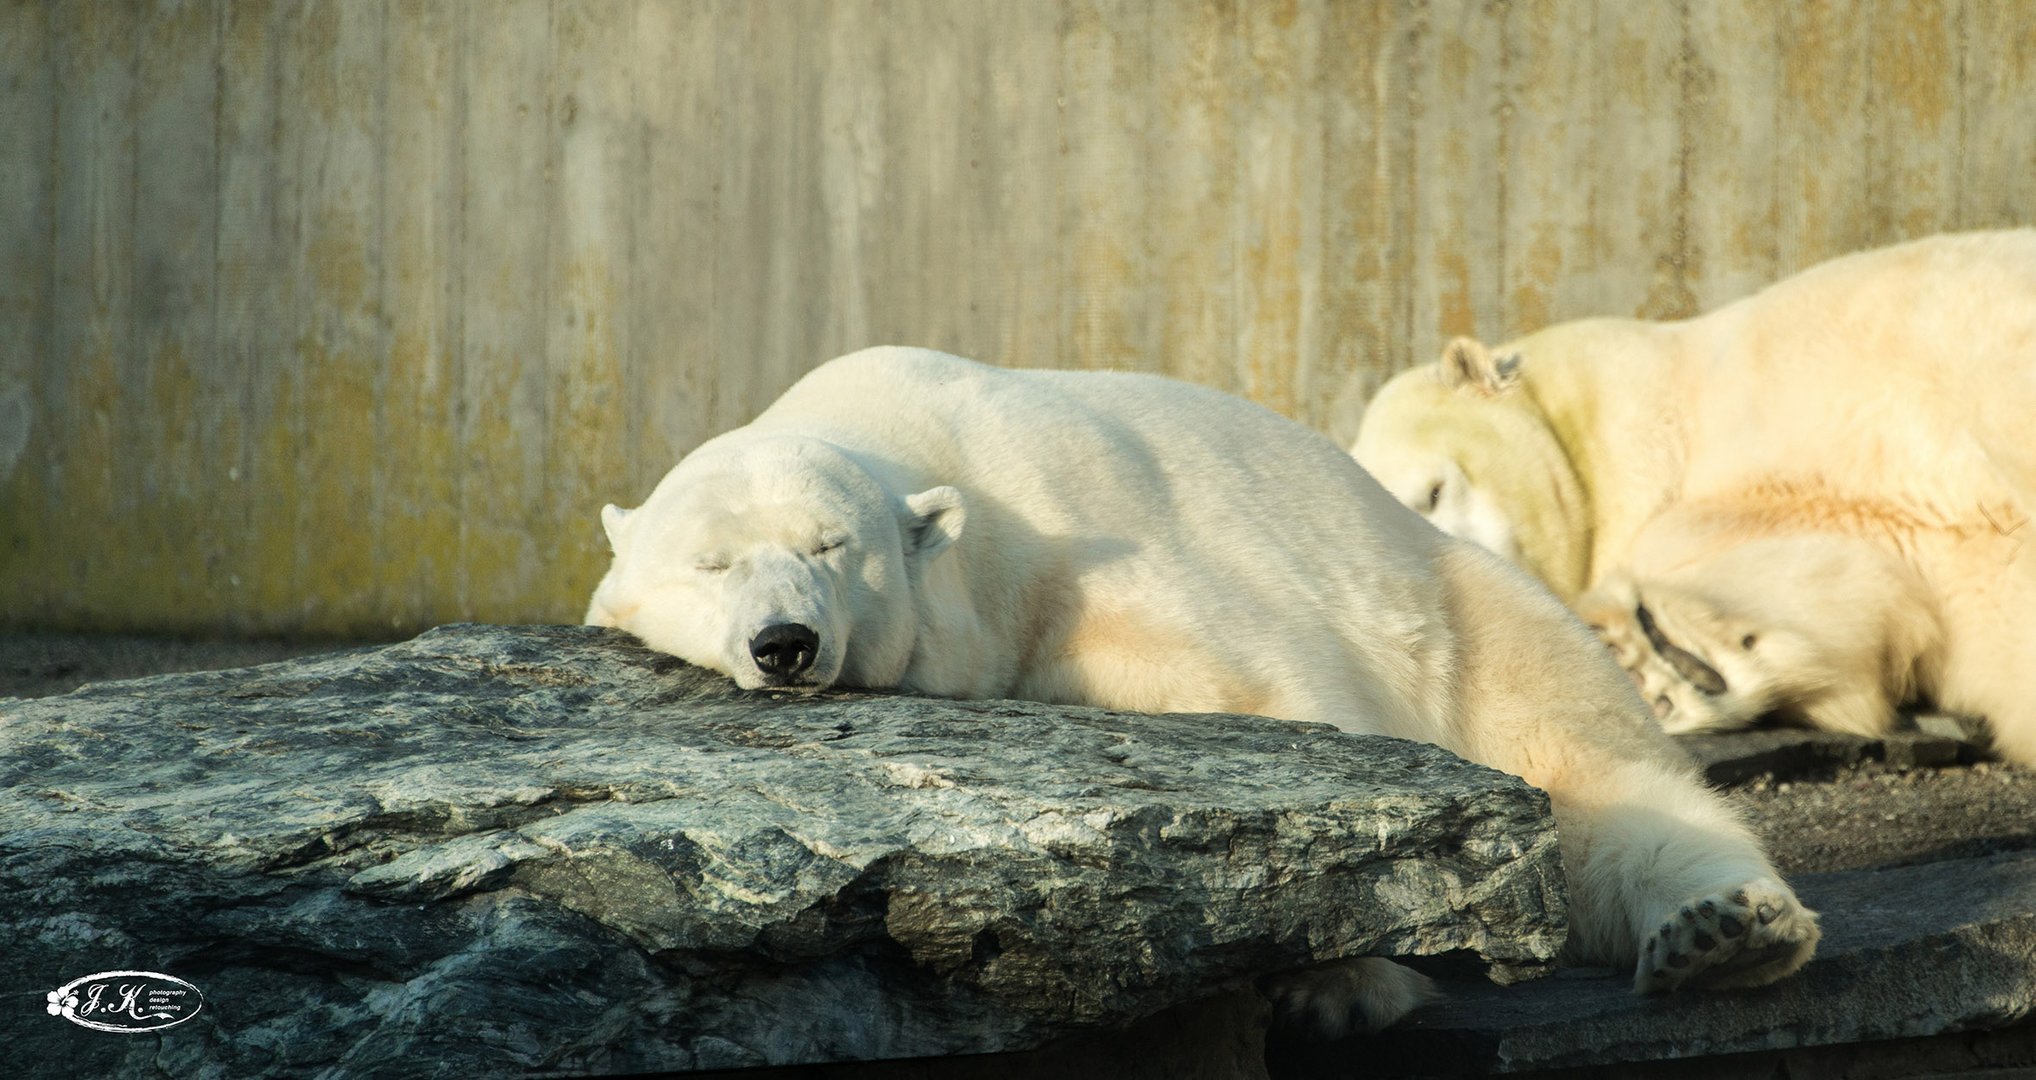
[1291,849,2036,1077]
[0,624,1565,1077]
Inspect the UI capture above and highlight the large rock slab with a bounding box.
[0,624,1565,1077]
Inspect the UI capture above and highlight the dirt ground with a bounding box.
[0,632,386,699]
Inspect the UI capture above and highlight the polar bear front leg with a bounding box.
[1542,761,1820,996]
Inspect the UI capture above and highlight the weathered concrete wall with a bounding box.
[4,0,2033,636]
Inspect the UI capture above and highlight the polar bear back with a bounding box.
[751,347,1423,549]
[1668,229,2036,510]
[740,347,1459,734]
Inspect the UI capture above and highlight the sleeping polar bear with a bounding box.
[1351,230,2036,765]
[587,346,1817,1033]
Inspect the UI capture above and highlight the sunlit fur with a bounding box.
[1354,230,2036,765]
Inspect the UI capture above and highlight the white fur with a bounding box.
[591,347,1818,1032]
[1354,230,2036,765]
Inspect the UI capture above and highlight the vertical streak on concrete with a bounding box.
[1868,0,1964,242]
[630,0,716,499]
[382,0,463,633]
[50,4,139,623]
[459,0,553,623]
[1314,0,1397,445]
[1593,1,1685,320]
[1683,0,1782,306]
[1961,1,2036,227]
[1408,0,1505,357]
[133,0,223,629]
[1142,0,1233,394]
[287,0,386,631]
[984,0,1071,374]
[0,0,53,612]
[217,0,289,631]
[1502,0,1597,336]
[1061,0,1157,374]
[546,2,637,617]
[1774,0,1873,275]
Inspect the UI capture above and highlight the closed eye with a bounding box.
[1426,481,1444,511]
[695,558,729,574]
[812,536,845,556]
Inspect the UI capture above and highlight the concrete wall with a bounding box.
[4,0,2033,637]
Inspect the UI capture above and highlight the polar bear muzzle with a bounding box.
[749,622,820,684]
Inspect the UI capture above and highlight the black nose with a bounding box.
[749,623,819,680]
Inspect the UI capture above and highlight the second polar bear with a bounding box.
[1351,230,2036,764]
[587,346,1818,1033]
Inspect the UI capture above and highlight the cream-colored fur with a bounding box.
[591,347,1818,1034]
[1353,230,2036,765]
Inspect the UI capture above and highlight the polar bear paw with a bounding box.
[1634,878,1820,994]
[1579,585,1747,734]
[1261,957,1440,1039]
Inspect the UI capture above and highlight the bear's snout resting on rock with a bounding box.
[748,622,819,683]
[589,346,1819,1035]
[1352,229,2036,764]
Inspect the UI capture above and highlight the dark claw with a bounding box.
[1634,603,1730,695]
[1659,923,1674,938]
[1731,891,1749,907]
[1757,903,1780,925]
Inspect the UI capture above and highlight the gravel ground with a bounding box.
[1734,760,2036,875]
[0,632,385,699]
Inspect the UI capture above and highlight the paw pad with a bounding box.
[1634,878,1820,994]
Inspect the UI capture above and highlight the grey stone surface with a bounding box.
[0,624,1565,1077]
[1293,849,2036,1077]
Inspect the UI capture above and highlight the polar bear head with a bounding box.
[586,436,965,691]
[1351,336,1591,598]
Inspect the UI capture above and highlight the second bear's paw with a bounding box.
[1634,878,1820,994]
[1626,633,1734,732]
[1578,586,1743,733]
[1261,956,1440,1040]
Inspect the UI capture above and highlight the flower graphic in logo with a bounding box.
[45,971,203,1033]
[45,989,79,1019]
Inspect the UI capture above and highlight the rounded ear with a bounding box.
[600,503,633,552]
[1438,336,1524,395]
[902,486,966,561]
